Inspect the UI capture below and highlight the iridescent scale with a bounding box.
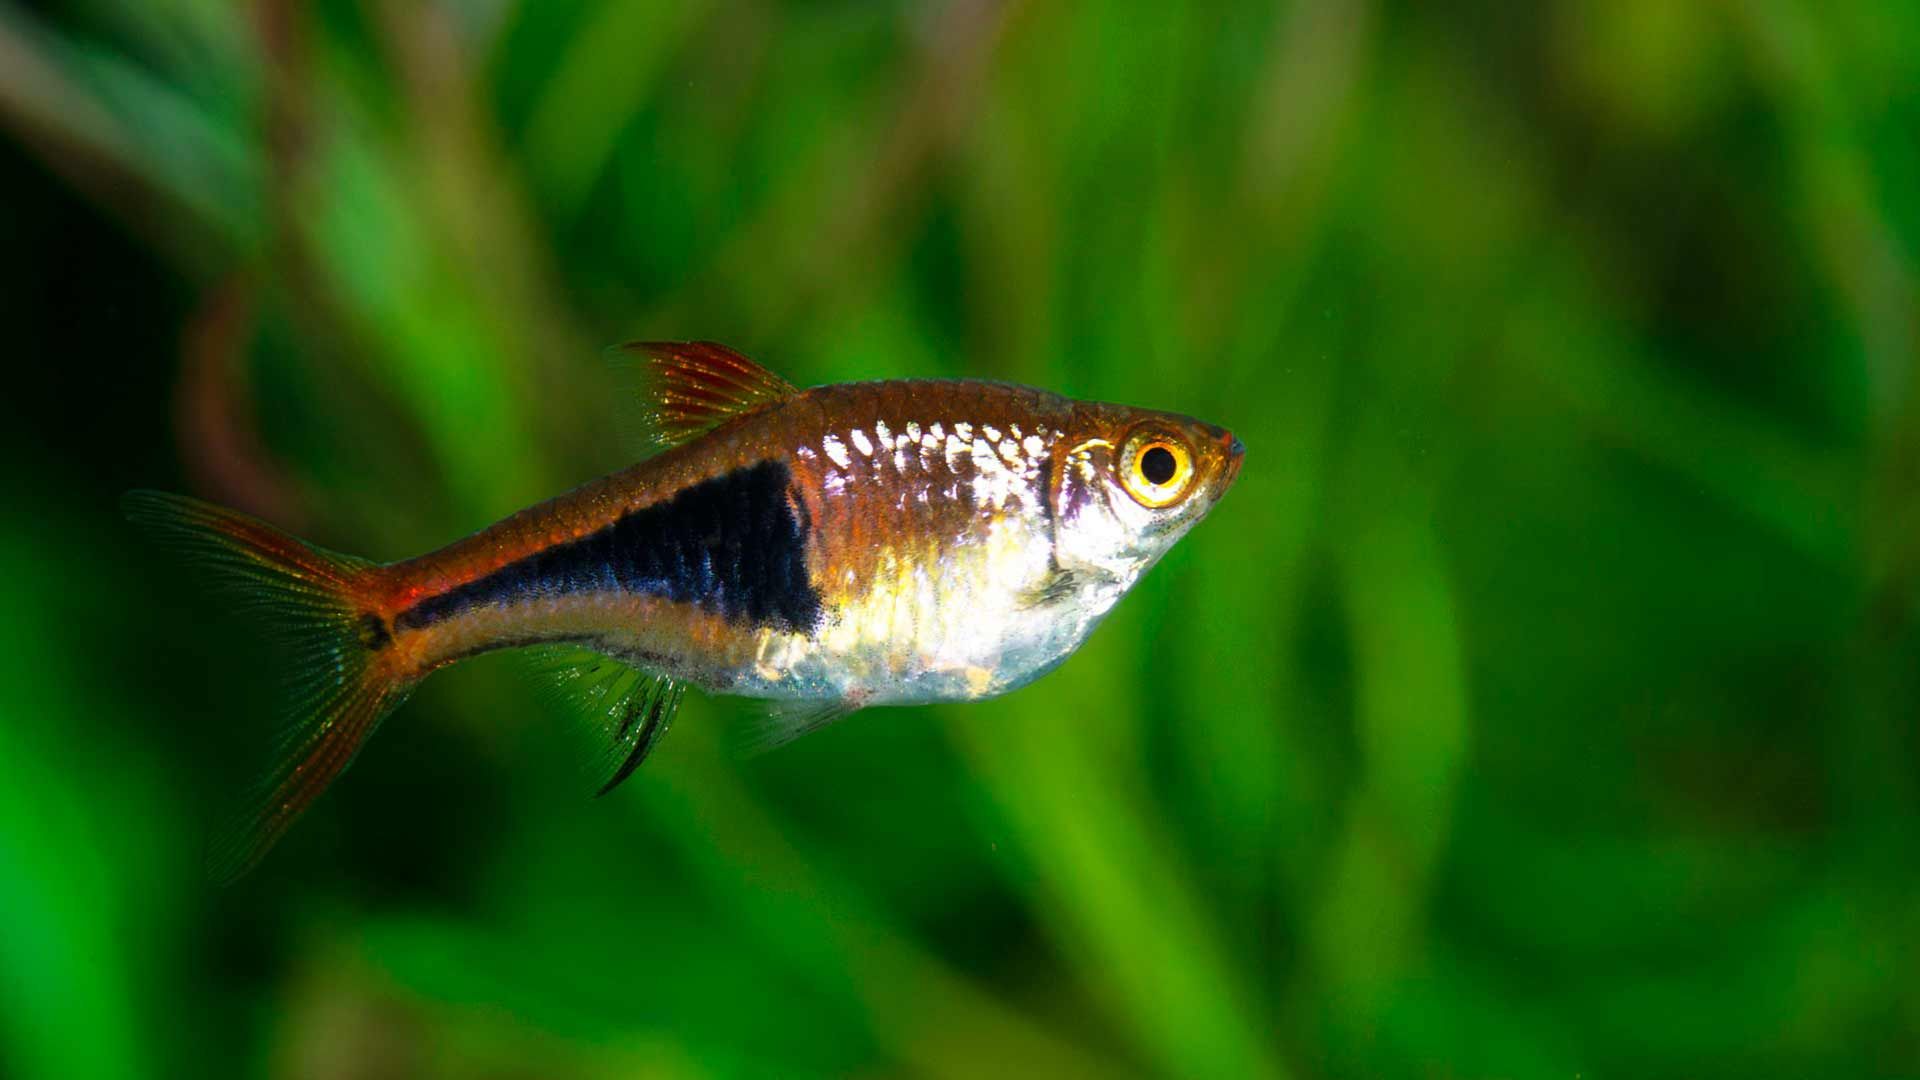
[384,377,1101,709]
[774,389,1075,704]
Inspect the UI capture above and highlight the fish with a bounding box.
[126,342,1244,879]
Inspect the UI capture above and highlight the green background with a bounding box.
[2,1,1916,1076]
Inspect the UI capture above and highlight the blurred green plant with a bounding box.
[1,1,1918,1077]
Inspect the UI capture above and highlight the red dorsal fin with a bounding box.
[616,340,798,454]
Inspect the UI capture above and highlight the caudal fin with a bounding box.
[123,491,411,882]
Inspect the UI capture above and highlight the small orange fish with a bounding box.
[128,343,1243,878]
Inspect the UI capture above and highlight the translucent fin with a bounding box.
[739,699,859,757]
[612,340,797,456]
[523,646,684,795]
[1017,565,1086,610]
[122,490,410,883]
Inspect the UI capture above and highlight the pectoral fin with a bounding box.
[1017,565,1083,609]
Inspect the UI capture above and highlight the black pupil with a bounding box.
[1140,445,1178,485]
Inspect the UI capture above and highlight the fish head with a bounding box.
[1048,401,1244,591]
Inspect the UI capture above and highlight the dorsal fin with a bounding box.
[615,341,797,455]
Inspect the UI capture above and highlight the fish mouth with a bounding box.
[1219,431,1245,488]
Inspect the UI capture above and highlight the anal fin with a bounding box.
[525,646,684,795]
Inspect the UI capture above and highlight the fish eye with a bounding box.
[1119,432,1194,508]
[1141,446,1177,485]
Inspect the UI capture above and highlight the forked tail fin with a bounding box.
[123,491,412,882]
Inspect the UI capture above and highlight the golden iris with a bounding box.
[1119,432,1194,508]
